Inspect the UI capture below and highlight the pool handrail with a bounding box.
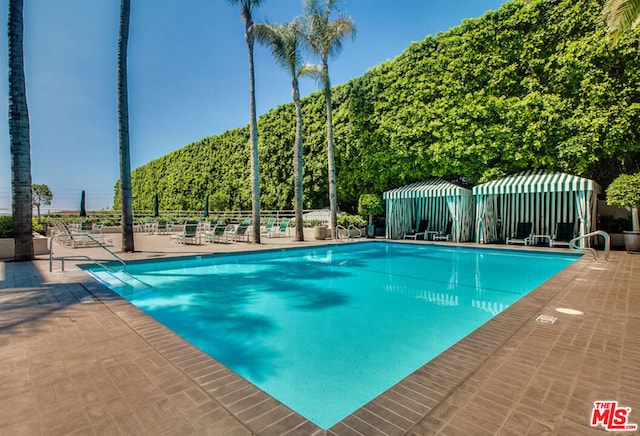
[569,230,610,261]
[49,232,127,272]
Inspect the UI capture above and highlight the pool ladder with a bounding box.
[48,233,127,273]
[569,230,610,261]
[335,224,363,241]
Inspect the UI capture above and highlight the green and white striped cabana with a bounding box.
[472,170,601,246]
[383,178,475,242]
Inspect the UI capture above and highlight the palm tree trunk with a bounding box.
[293,77,304,242]
[8,0,34,261]
[246,23,261,244]
[118,0,135,252]
[324,67,338,234]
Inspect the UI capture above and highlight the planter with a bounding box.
[314,225,328,240]
[623,230,640,253]
[608,233,625,248]
[0,236,50,259]
[0,238,13,258]
[367,224,375,238]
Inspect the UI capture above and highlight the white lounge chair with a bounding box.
[433,221,453,241]
[549,222,576,247]
[176,223,200,245]
[506,222,533,245]
[403,219,429,240]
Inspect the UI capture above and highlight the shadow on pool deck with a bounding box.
[1,234,639,435]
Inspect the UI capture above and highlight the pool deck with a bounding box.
[1,233,638,435]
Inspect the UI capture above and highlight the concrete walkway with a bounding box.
[1,234,638,435]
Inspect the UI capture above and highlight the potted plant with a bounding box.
[606,172,640,253]
[0,216,48,258]
[358,194,384,238]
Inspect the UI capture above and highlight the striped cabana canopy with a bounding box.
[473,170,599,195]
[383,178,475,242]
[472,170,601,246]
[383,179,471,199]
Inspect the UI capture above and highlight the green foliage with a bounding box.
[0,216,43,237]
[32,184,53,208]
[118,0,640,211]
[337,212,367,228]
[0,216,12,238]
[357,193,384,217]
[606,172,640,208]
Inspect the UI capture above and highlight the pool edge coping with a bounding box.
[79,244,595,435]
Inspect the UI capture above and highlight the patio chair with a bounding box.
[433,221,453,241]
[550,222,576,248]
[506,222,533,245]
[269,218,290,237]
[155,220,168,235]
[260,218,276,236]
[176,223,200,245]
[203,222,228,243]
[225,221,251,242]
[52,220,113,248]
[403,219,430,240]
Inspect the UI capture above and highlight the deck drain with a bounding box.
[536,314,557,324]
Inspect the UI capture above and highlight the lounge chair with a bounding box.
[269,218,290,237]
[155,220,168,234]
[550,222,576,247]
[52,221,113,248]
[506,222,533,245]
[433,221,453,241]
[203,222,228,243]
[176,223,200,245]
[403,219,430,240]
[225,221,251,242]
[260,218,276,236]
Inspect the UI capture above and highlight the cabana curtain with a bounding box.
[384,179,475,242]
[472,170,600,247]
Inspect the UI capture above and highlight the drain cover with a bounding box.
[536,314,557,324]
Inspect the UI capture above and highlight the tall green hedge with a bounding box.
[115,0,640,212]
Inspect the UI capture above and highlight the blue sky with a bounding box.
[0,0,507,213]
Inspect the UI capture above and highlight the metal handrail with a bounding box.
[335,224,364,241]
[335,224,348,240]
[347,224,363,239]
[569,230,610,261]
[49,233,127,272]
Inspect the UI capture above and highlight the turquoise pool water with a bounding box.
[83,242,579,429]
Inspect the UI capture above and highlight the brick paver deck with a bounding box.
[1,234,638,435]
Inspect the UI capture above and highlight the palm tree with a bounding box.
[229,0,263,244]
[602,0,640,42]
[302,0,355,235]
[254,20,306,241]
[8,0,34,261]
[118,0,135,252]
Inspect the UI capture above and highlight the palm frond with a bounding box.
[300,63,325,83]
[254,20,305,78]
[602,0,640,43]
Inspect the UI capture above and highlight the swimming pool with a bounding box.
[83,242,579,429]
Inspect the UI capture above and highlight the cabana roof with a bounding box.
[472,170,600,195]
[383,178,471,199]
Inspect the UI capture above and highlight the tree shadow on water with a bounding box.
[113,257,360,380]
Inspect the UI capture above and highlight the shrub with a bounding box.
[0,216,12,238]
[606,172,640,231]
[357,194,384,225]
[337,212,367,228]
[0,216,43,237]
